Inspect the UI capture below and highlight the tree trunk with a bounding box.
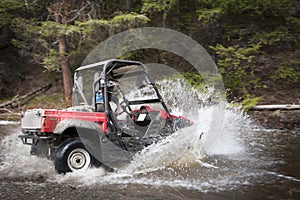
[48,0,74,107]
[57,35,73,107]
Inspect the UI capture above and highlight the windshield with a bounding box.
[118,74,152,98]
[118,73,162,108]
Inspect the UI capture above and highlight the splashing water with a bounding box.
[0,79,259,192]
[0,130,56,180]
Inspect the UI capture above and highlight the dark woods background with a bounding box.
[0,0,299,107]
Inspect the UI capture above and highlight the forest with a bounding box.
[0,0,299,109]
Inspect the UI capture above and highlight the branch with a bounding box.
[0,108,13,113]
[66,2,91,23]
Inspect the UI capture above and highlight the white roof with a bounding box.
[75,59,142,71]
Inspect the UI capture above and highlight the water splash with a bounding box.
[157,78,250,156]
[122,125,206,175]
[0,130,56,180]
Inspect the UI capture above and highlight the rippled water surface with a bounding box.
[1,116,299,199]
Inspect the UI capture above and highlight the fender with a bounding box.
[53,119,103,135]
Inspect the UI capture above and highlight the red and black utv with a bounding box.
[19,59,192,173]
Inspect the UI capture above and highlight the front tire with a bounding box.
[54,138,95,174]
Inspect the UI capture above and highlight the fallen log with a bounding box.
[249,104,300,111]
[0,108,14,113]
[0,83,52,109]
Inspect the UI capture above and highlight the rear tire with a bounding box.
[54,138,96,174]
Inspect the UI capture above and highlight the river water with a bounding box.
[0,80,299,199]
[0,108,299,199]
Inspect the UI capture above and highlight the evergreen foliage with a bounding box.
[0,0,24,27]
[1,0,299,105]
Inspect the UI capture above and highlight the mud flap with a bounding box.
[30,139,51,158]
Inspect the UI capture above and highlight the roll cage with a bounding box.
[74,59,173,133]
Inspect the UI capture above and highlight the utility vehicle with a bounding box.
[19,59,192,173]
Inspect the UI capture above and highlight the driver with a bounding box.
[95,79,122,114]
[107,80,122,114]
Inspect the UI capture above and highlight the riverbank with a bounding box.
[248,109,300,130]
